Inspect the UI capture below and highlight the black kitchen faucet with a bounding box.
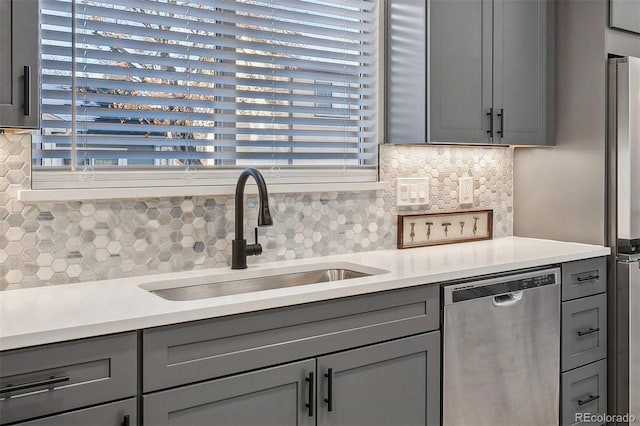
[231,168,273,269]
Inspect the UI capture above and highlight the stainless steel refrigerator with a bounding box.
[608,56,640,421]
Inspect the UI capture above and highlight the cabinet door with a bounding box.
[143,359,315,426]
[0,0,39,129]
[14,398,136,426]
[493,0,553,145]
[611,0,640,34]
[429,0,493,144]
[317,332,440,426]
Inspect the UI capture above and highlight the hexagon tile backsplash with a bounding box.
[0,134,513,290]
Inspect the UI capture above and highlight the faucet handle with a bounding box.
[254,227,259,245]
[246,227,263,256]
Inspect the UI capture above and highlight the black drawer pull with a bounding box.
[121,415,130,426]
[305,372,314,417]
[577,274,599,282]
[577,394,600,406]
[0,375,70,395]
[486,108,494,137]
[577,327,600,337]
[324,368,333,412]
[23,65,31,116]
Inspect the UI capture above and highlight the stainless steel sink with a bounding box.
[146,264,385,301]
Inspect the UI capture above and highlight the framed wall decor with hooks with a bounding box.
[397,209,493,249]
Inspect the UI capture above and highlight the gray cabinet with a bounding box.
[431,0,553,145]
[317,332,440,426]
[428,0,493,144]
[143,359,316,426]
[561,293,607,372]
[385,0,427,143]
[560,257,608,426]
[0,333,137,425]
[387,0,554,145]
[143,333,440,426]
[0,0,39,129]
[143,284,438,392]
[492,0,553,145]
[561,257,607,302]
[142,284,441,425]
[561,360,607,426]
[15,399,137,426]
[610,0,640,34]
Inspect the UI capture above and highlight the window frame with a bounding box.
[31,0,384,191]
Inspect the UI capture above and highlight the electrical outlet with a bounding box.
[459,176,474,205]
[396,178,429,206]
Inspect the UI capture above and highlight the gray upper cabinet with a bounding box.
[385,0,428,143]
[493,0,553,145]
[429,0,493,144]
[386,0,554,145]
[0,0,40,129]
[610,0,640,34]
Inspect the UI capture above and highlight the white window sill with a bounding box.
[17,181,390,202]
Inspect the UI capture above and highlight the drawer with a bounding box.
[562,293,607,372]
[15,398,136,426]
[562,257,606,301]
[0,333,137,424]
[561,359,607,426]
[143,284,439,392]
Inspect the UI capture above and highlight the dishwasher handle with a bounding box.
[492,291,523,307]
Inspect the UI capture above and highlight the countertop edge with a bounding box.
[0,237,611,351]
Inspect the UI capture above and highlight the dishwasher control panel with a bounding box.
[444,268,560,305]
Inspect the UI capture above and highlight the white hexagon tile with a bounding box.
[0,134,513,290]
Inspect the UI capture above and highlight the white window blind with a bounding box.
[34,0,379,188]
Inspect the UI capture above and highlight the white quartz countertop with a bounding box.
[0,236,609,351]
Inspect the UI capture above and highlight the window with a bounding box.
[34,0,379,189]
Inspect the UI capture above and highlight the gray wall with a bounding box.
[514,0,608,245]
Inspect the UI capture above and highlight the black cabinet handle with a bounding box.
[486,108,494,137]
[121,415,130,426]
[497,108,504,137]
[23,65,31,116]
[0,375,69,395]
[577,274,599,282]
[305,372,314,417]
[577,394,600,406]
[577,327,600,337]
[324,368,333,412]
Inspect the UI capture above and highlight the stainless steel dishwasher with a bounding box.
[442,267,561,426]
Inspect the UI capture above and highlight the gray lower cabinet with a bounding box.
[143,332,441,426]
[0,0,39,129]
[0,332,137,425]
[143,284,438,393]
[143,359,316,426]
[15,398,137,426]
[561,257,607,302]
[561,293,607,372]
[317,332,440,426]
[561,360,607,426]
[560,256,608,426]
